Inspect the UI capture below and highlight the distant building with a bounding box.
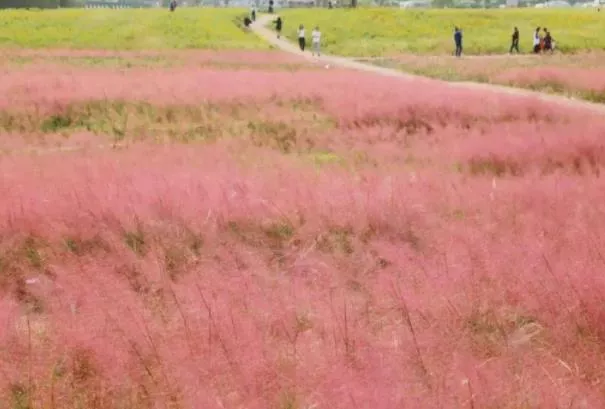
[399,0,431,7]
[85,0,158,6]
[544,0,571,6]
[286,0,314,6]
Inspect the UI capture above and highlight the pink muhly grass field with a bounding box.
[0,49,304,63]
[0,63,578,109]
[2,145,605,408]
[495,67,605,96]
[2,63,605,408]
[383,53,605,102]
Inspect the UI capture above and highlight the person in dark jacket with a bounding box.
[298,24,306,51]
[543,28,553,53]
[510,27,520,54]
[169,0,177,11]
[454,27,463,57]
[274,16,282,38]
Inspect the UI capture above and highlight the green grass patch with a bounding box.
[0,99,335,151]
[308,150,345,165]
[0,8,267,50]
[277,8,605,56]
[581,89,605,103]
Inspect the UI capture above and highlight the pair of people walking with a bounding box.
[273,19,321,57]
[297,25,322,56]
[533,27,555,53]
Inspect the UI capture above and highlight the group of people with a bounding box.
[298,24,322,56]
[510,26,555,54]
[453,26,556,57]
[245,7,558,59]
[272,17,322,57]
[244,5,257,27]
[532,26,555,53]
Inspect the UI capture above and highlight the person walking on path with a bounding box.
[298,24,306,52]
[311,26,321,57]
[533,27,542,54]
[454,27,463,57]
[273,16,282,38]
[510,27,520,53]
[251,4,256,22]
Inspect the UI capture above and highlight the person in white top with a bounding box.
[298,25,306,51]
[533,27,542,54]
[312,26,321,57]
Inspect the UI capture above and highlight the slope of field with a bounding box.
[1,53,605,408]
[0,9,267,49]
[276,8,605,56]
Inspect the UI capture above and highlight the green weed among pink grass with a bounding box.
[1,58,605,408]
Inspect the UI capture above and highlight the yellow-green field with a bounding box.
[276,9,605,56]
[0,8,267,49]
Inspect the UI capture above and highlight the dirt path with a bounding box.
[251,14,605,114]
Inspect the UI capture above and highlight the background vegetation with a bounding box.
[0,8,268,49]
[1,8,603,54]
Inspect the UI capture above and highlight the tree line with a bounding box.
[0,0,82,7]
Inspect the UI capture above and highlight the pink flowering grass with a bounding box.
[2,144,605,408]
[0,49,305,64]
[0,62,599,157]
[0,50,314,71]
[0,62,584,113]
[2,62,605,408]
[495,67,605,102]
[376,52,605,103]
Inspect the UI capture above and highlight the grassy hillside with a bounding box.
[0,8,267,49]
[276,8,605,56]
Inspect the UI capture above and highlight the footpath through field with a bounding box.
[251,14,605,114]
